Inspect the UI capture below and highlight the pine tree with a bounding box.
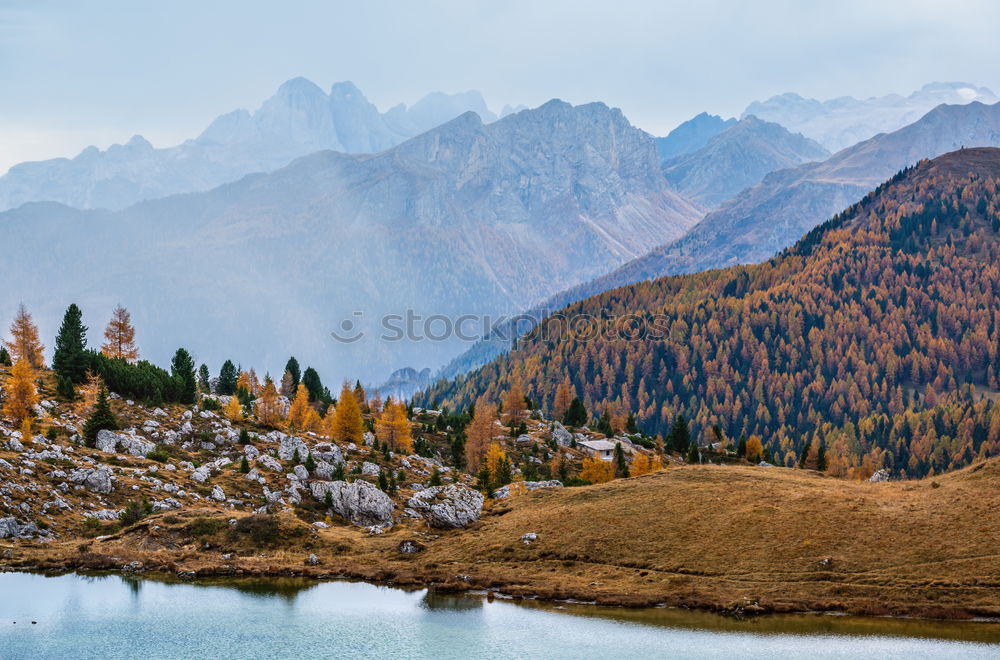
[217,360,238,395]
[302,367,324,402]
[171,348,197,404]
[52,304,89,384]
[429,467,442,486]
[238,428,250,445]
[563,397,587,427]
[668,414,691,453]
[614,442,630,477]
[56,374,76,400]
[240,456,250,473]
[817,442,828,472]
[198,364,211,393]
[736,435,747,458]
[5,303,45,368]
[0,347,11,366]
[304,451,316,474]
[3,359,38,425]
[625,413,638,434]
[100,305,139,362]
[284,357,301,390]
[686,440,700,464]
[83,386,119,447]
[333,382,364,444]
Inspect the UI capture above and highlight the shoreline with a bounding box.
[5,548,1000,625]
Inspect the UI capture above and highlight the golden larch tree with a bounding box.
[579,456,614,484]
[101,305,139,362]
[255,376,284,427]
[74,370,102,416]
[465,396,497,473]
[5,304,45,369]
[552,378,574,422]
[3,358,38,425]
[223,395,243,422]
[501,381,527,425]
[376,400,413,453]
[333,383,364,444]
[287,383,312,431]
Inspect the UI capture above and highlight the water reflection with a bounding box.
[421,591,484,611]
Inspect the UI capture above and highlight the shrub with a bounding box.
[201,397,222,411]
[146,445,170,463]
[229,514,281,547]
[185,517,227,537]
[120,498,153,527]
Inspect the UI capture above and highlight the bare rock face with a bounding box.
[310,480,393,528]
[68,466,115,494]
[407,485,484,529]
[96,429,155,458]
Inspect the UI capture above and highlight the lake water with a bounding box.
[1,571,998,659]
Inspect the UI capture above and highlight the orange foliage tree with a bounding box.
[5,304,45,368]
[101,305,139,362]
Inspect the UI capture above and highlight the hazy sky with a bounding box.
[1,0,999,172]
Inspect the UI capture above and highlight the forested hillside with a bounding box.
[419,148,1000,479]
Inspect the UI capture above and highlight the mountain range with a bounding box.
[661,115,828,207]
[744,82,998,151]
[0,78,497,212]
[0,100,699,384]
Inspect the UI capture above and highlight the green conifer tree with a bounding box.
[83,386,119,447]
[52,304,89,383]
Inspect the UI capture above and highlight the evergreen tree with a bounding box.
[284,357,301,390]
[217,360,238,395]
[798,443,811,468]
[563,397,587,427]
[302,367,324,402]
[0,346,10,366]
[495,453,513,487]
[429,467,443,486]
[817,442,828,472]
[170,348,197,404]
[52,304,89,383]
[378,470,389,491]
[614,441,630,477]
[238,428,250,445]
[83,386,119,447]
[625,413,638,434]
[736,435,747,458]
[56,374,76,401]
[198,364,211,393]
[304,451,316,474]
[595,410,614,437]
[332,461,346,481]
[668,414,691,453]
[240,456,250,473]
[475,462,492,494]
[687,440,700,464]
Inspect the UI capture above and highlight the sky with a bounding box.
[1,0,999,173]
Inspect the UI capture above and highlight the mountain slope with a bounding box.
[565,100,1000,299]
[744,81,998,151]
[0,100,701,385]
[418,148,1000,479]
[662,116,828,207]
[654,112,736,162]
[0,78,497,212]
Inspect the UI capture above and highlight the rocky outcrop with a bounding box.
[551,422,573,447]
[310,480,394,528]
[95,429,155,458]
[407,485,484,529]
[0,517,47,539]
[68,466,115,494]
[869,469,891,482]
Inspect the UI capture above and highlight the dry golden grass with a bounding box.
[7,460,1000,619]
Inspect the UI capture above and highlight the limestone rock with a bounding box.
[309,480,393,528]
[407,485,484,529]
[68,466,115,494]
